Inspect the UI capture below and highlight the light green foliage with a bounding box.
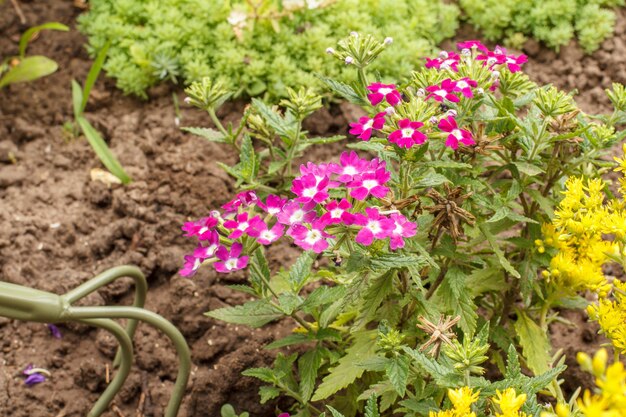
[0,22,68,89]
[460,0,623,52]
[77,0,459,98]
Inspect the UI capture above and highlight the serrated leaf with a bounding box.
[206,299,283,328]
[217,161,243,180]
[403,347,462,386]
[298,348,323,402]
[479,224,520,279]
[416,172,450,188]
[354,271,395,329]
[386,356,409,397]
[326,406,346,417]
[527,189,554,218]
[277,293,302,315]
[182,127,227,143]
[249,248,270,296]
[265,333,310,350]
[514,161,545,176]
[514,310,551,374]
[288,251,316,292]
[252,98,294,138]
[311,331,377,401]
[239,135,258,182]
[370,253,429,272]
[300,286,347,313]
[365,395,380,417]
[466,267,507,295]
[317,75,367,105]
[242,367,277,384]
[258,385,281,404]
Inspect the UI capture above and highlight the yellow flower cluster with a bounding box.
[429,387,527,417]
[587,280,626,354]
[539,177,617,296]
[576,349,626,416]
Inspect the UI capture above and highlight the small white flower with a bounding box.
[476,88,485,95]
[487,57,497,66]
[227,10,247,27]
[345,56,354,65]
[184,97,191,104]
[350,31,359,37]
[326,47,335,55]
[417,88,426,97]
[439,51,449,59]
[491,70,500,79]
[384,37,393,45]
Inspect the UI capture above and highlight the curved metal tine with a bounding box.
[66,306,191,417]
[78,318,134,417]
[63,266,148,367]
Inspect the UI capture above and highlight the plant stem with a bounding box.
[426,262,449,299]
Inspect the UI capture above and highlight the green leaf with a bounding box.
[416,172,450,188]
[312,331,378,401]
[326,406,346,417]
[249,248,270,296]
[265,333,310,350]
[76,116,132,184]
[71,79,83,119]
[514,310,551,374]
[182,127,227,143]
[365,395,380,417]
[298,348,323,402]
[277,293,302,315]
[386,356,409,397]
[239,135,258,182]
[354,271,395,329]
[242,367,277,384]
[403,347,462,386]
[81,42,110,113]
[479,223,520,279]
[300,286,346,313]
[206,299,284,328]
[513,161,545,176]
[316,75,367,105]
[527,189,554,218]
[18,22,68,58]
[0,56,58,88]
[422,160,473,169]
[466,267,507,295]
[258,385,281,404]
[252,98,294,138]
[369,253,429,272]
[288,251,316,292]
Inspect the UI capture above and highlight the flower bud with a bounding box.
[446,109,457,117]
[384,37,393,45]
[487,57,497,66]
[476,88,485,95]
[345,56,354,65]
[592,348,608,376]
[326,47,335,55]
[417,88,426,97]
[461,48,471,56]
[439,51,449,59]
[385,106,395,115]
[555,403,570,417]
[491,70,500,79]
[350,31,358,37]
[429,116,438,124]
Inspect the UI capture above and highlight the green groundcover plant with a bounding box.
[77,0,458,98]
[459,0,624,53]
[179,34,626,416]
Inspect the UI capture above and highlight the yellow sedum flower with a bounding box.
[493,388,528,417]
[429,387,479,417]
[575,349,626,417]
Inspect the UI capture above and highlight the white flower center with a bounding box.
[193,258,202,270]
[363,120,374,130]
[452,129,463,139]
[456,80,468,89]
[302,187,317,198]
[225,258,238,270]
[268,206,281,215]
[443,59,456,66]
[199,227,209,235]
[435,89,447,98]
[260,230,275,241]
[367,220,382,234]
[331,208,344,218]
[343,166,357,176]
[236,221,249,231]
[290,209,305,224]
[379,88,393,95]
[305,230,322,245]
[362,179,379,190]
[394,223,403,235]
[401,128,414,138]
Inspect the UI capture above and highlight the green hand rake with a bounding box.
[0,265,191,417]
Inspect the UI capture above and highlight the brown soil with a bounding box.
[0,1,624,416]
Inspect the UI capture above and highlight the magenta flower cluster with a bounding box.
[350,40,527,151]
[180,151,417,277]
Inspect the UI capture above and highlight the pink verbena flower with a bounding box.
[426,79,459,103]
[256,223,285,245]
[182,216,218,240]
[276,200,317,226]
[289,219,333,253]
[425,51,460,72]
[438,116,475,150]
[258,194,287,215]
[320,199,355,225]
[353,208,395,246]
[453,77,478,98]
[292,173,330,204]
[504,53,527,73]
[456,40,488,53]
[193,231,221,258]
[389,212,417,250]
[222,191,258,213]
[349,112,386,141]
[388,119,427,148]
[223,212,264,239]
[328,151,371,183]
[180,254,204,277]
[348,168,391,200]
[215,243,249,273]
[367,83,402,106]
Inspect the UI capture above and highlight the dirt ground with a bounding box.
[1,1,624,416]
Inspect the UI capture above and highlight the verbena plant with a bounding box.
[179,34,626,416]
[0,22,68,89]
[459,0,624,53]
[77,0,458,98]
